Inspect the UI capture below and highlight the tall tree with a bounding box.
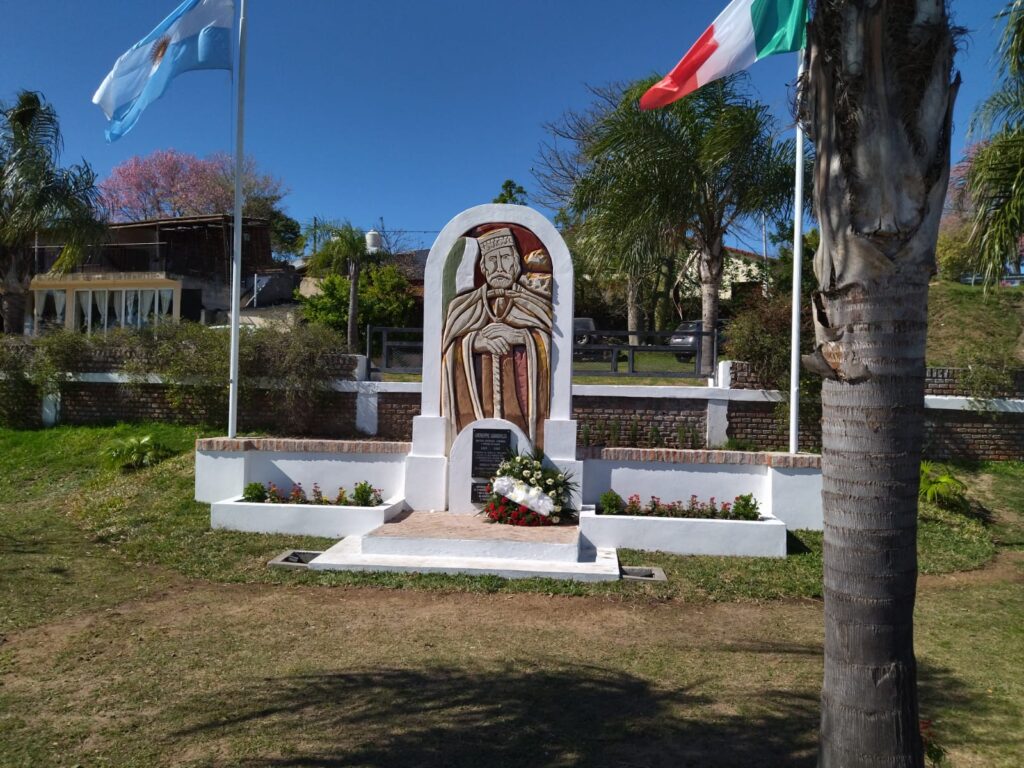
[0,91,104,333]
[492,179,528,205]
[964,3,1024,282]
[802,2,958,764]
[99,149,302,258]
[539,77,793,370]
[306,220,378,350]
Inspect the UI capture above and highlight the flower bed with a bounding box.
[598,491,763,521]
[242,480,383,507]
[483,453,576,527]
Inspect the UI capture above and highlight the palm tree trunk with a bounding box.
[347,259,360,351]
[698,238,723,376]
[805,3,957,765]
[626,275,642,346]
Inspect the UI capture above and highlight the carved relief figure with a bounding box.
[441,227,553,446]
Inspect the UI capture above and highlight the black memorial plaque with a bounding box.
[471,428,512,478]
[470,482,491,504]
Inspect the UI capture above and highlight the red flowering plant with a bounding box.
[599,491,761,521]
[481,451,577,527]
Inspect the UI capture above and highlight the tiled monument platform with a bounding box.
[308,511,620,581]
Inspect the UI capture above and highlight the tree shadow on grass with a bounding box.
[918,658,1024,758]
[172,664,819,768]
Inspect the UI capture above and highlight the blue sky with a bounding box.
[0,0,1009,251]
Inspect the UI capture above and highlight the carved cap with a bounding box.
[477,228,517,257]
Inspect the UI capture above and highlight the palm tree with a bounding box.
[306,220,376,350]
[555,76,793,372]
[803,2,958,764]
[0,91,103,333]
[964,2,1024,282]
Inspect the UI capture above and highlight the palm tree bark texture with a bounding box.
[803,2,958,766]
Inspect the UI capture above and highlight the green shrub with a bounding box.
[106,435,174,471]
[730,494,760,520]
[919,461,968,512]
[242,482,268,503]
[599,490,624,514]
[351,481,383,507]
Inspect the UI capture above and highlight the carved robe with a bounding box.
[441,282,552,446]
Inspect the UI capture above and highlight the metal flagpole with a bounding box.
[788,50,806,454]
[227,0,248,438]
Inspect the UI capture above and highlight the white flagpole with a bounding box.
[228,0,248,438]
[788,50,806,454]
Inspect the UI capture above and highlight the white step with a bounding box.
[308,537,620,582]
[360,532,581,562]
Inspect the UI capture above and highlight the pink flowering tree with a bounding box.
[99,149,302,257]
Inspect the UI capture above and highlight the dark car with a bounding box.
[573,317,597,345]
[573,317,606,362]
[669,321,725,362]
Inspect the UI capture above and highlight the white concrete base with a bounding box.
[361,529,581,562]
[211,497,405,538]
[578,507,787,558]
[404,454,449,511]
[308,537,620,581]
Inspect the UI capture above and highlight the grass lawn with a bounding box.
[926,281,1024,367]
[0,424,1021,766]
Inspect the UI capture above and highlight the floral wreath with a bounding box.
[482,451,577,527]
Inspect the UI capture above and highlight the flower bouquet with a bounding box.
[482,451,576,526]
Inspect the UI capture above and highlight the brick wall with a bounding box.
[726,401,821,452]
[728,361,775,391]
[573,396,706,449]
[924,367,1024,398]
[924,410,1024,461]
[0,380,42,428]
[377,392,420,440]
[59,383,360,438]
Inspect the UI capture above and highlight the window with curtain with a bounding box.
[92,290,108,334]
[158,288,173,322]
[108,290,123,329]
[75,290,90,333]
[140,289,156,327]
[52,290,67,327]
[125,290,139,327]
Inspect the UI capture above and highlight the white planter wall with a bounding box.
[578,508,787,558]
[582,459,768,510]
[211,497,405,538]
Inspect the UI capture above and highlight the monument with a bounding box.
[405,204,579,512]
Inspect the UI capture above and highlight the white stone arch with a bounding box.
[419,204,574,422]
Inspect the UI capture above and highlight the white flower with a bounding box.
[522,470,531,478]
[548,491,556,498]
[554,504,562,512]
[534,461,541,468]
[546,478,554,486]
[557,474,565,480]
[551,516,561,524]
[492,474,554,516]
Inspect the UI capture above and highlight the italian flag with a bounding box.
[640,0,807,110]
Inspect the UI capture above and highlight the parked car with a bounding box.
[573,317,597,345]
[669,321,725,362]
[573,317,604,362]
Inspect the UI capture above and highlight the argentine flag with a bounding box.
[93,0,234,142]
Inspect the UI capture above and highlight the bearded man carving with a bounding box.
[440,227,553,447]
